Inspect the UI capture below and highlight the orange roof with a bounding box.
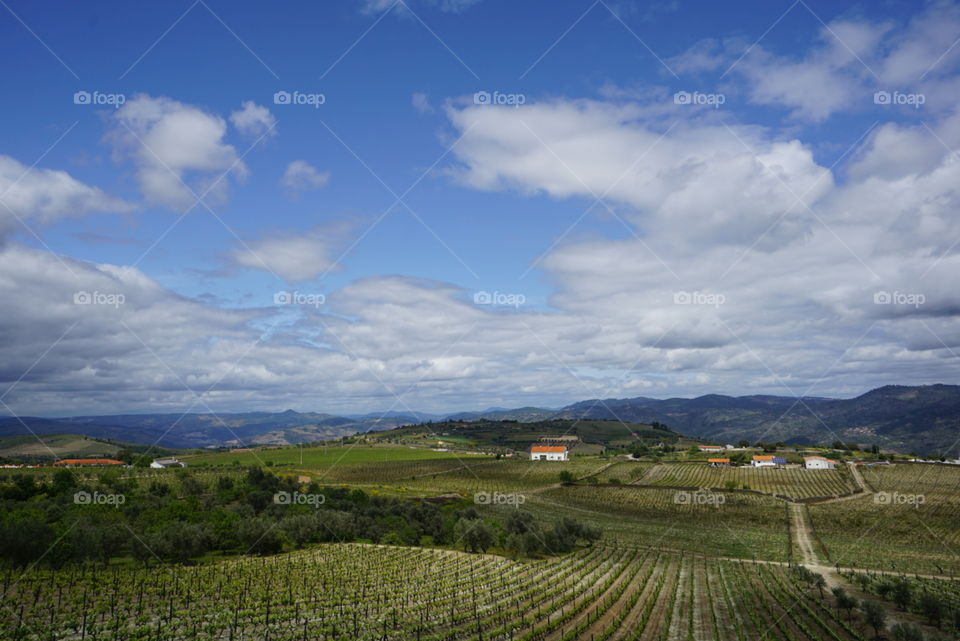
[699,445,724,449]
[530,446,566,453]
[753,455,775,461]
[708,458,730,463]
[54,458,125,466]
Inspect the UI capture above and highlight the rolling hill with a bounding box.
[0,384,955,454]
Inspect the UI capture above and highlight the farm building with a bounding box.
[150,458,187,469]
[804,456,838,470]
[530,445,568,461]
[708,458,731,467]
[752,455,787,468]
[698,445,725,453]
[53,458,125,467]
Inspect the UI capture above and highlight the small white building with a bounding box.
[804,456,837,470]
[698,445,725,453]
[752,455,777,468]
[150,458,187,469]
[530,446,568,461]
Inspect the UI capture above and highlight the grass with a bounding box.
[809,463,960,575]
[511,485,791,562]
[0,433,124,459]
[642,462,856,499]
[183,444,467,469]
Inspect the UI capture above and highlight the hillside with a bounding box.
[555,384,960,455]
[0,411,413,449]
[370,417,680,451]
[1,384,955,454]
[0,433,175,463]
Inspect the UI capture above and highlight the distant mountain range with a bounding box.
[0,384,956,455]
[515,384,960,456]
[0,411,427,450]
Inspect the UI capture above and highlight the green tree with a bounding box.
[279,514,318,548]
[558,470,575,484]
[160,522,211,563]
[889,622,924,641]
[238,518,283,555]
[454,518,496,553]
[862,601,887,639]
[919,592,945,627]
[51,469,76,494]
[892,580,913,610]
[814,574,826,599]
[0,518,54,567]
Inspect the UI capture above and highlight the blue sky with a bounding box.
[1,0,958,416]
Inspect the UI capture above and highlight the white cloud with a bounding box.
[281,160,330,192]
[0,155,133,237]
[446,99,832,249]
[108,94,248,211]
[436,95,960,401]
[230,101,277,139]
[668,4,960,121]
[412,92,433,114]
[5,5,960,417]
[230,226,345,282]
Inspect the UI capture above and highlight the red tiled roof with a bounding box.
[753,455,775,461]
[53,458,125,466]
[708,458,730,463]
[531,446,567,453]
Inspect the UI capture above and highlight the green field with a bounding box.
[5,442,960,640]
[513,485,791,562]
[808,463,960,575]
[642,462,857,499]
[2,543,872,641]
[184,444,468,468]
[0,434,125,460]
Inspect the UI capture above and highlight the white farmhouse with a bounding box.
[804,456,837,470]
[530,445,568,461]
[150,458,187,469]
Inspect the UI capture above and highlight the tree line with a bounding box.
[0,467,599,568]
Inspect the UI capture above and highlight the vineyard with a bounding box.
[313,457,612,493]
[185,445,464,469]
[597,462,653,484]
[512,486,792,562]
[808,464,960,575]
[844,572,960,628]
[641,463,857,499]
[5,455,960,639]
[2,542,875,641]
